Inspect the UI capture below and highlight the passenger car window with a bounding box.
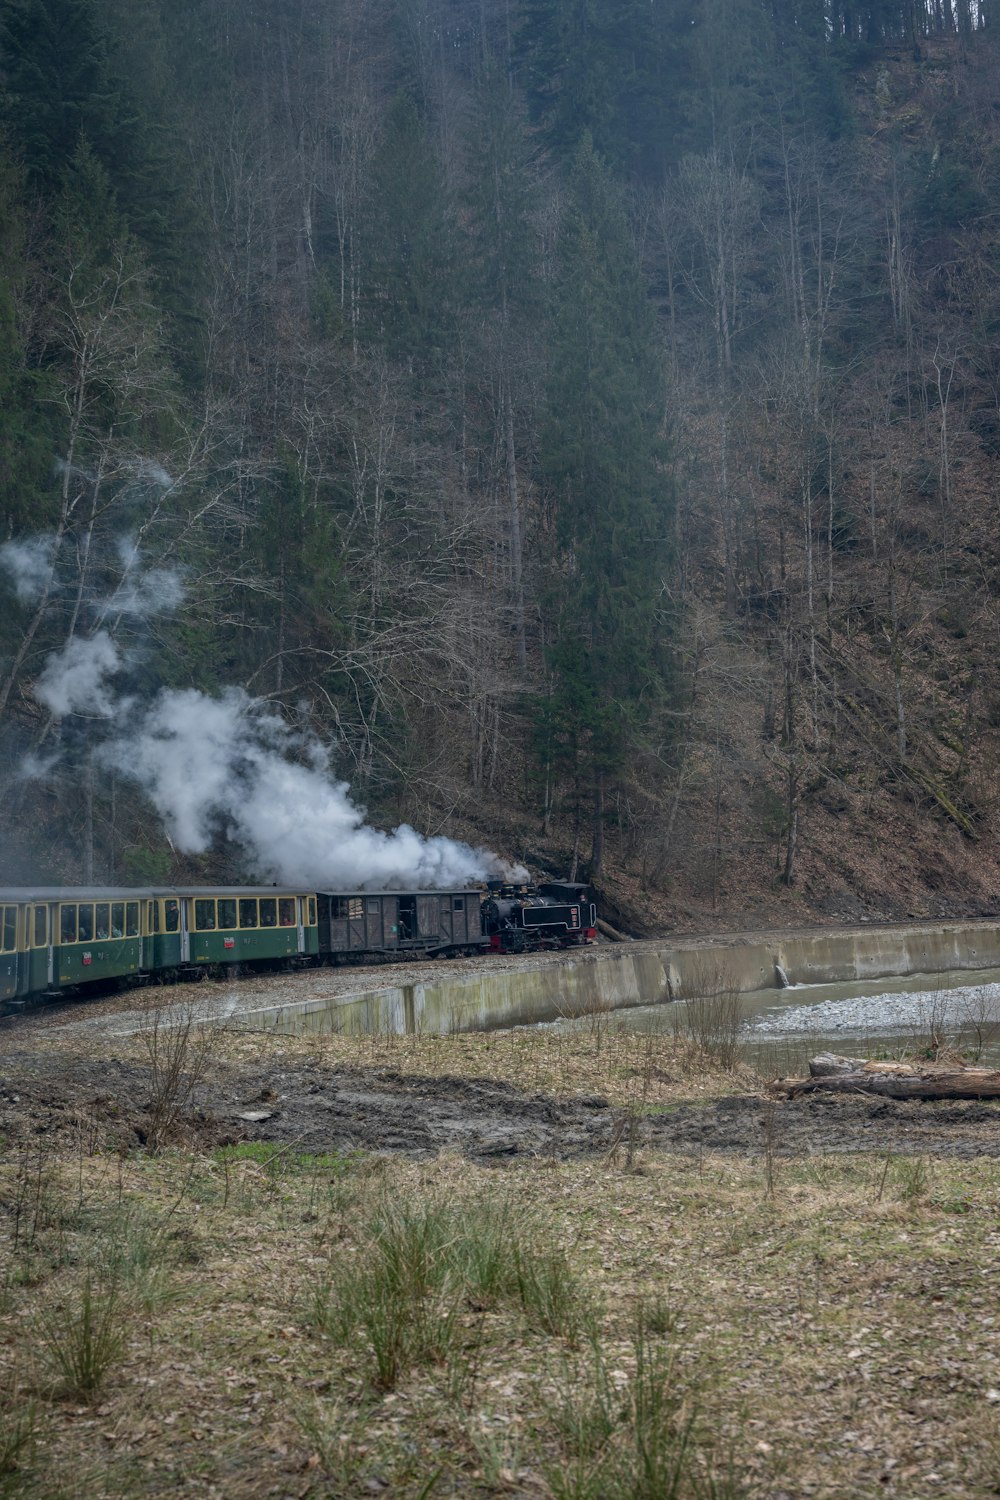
[2,907,16,952]
[279,898,295,926]
[34,906,47,947]
[111,902,124,937]
[78,904,94,942]
[195,899,216,931]
[126,902,139,937]
[218,899,237,929]
[164,900,179,934]
[94,904,109,940]
[61,905,77,944]
[259,899,277,927]
[239,899,258,928]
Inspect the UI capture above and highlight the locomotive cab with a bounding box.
[480,879,597,952]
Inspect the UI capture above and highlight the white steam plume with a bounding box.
[136,460,174,489]
[0,528,184,620]
[100,687,525,890]
[34,632,122,718]
[17,750,61,782]
[0,536,57,603]
[112,537,184,617]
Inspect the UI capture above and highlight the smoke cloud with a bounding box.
[136,460,174,489]
[5,522,522,890]
[34,632,122,718]
[112,537,184,617]
[0,536,57,603]
[101,687,524,889]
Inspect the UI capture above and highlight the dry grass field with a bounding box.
[3,1005,1000,1499]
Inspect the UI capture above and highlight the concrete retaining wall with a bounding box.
[223,919,1000,1037]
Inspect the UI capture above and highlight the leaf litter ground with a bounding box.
[3,989,1000,1497]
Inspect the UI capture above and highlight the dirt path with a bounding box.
[3,1043,1000,1161]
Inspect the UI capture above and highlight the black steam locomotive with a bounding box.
[480,881,597,953]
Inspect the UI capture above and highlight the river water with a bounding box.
[556,965,1000,1074]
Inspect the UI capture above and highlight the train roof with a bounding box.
[0,884,484,902]
[160,886,313,898]
[0,885,313,902]
[0,887,158,902]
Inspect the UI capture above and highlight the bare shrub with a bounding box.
[957,985,1000,1063]
[139,996,219,1152]
[674,963,745,1070]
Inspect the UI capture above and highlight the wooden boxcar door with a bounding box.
[364,896,383,950]
[416,895,438,943]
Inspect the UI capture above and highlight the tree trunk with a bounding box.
[778,1069,1000,1100]
[504,382,527,672]
[590,769,605,880]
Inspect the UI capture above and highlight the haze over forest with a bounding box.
[1,0,999,926]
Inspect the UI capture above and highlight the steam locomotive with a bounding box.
[0,879,597,1010]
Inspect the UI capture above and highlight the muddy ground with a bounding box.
[3,1041,1000,1161]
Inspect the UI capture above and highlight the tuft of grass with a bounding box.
[514,1242,599,1345]
[38,1279,130,1401]
[311,1198,463,1390]
[545,1328,737,1500]
[635,1291,677,1337]
[295,1396,370,1491]
[0,1395,38,1490]
[894,1155,930,1206]
[308,1192,598,1388]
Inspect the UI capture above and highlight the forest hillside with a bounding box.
[1,0,1000,931]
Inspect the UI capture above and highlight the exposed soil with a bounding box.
[4,1043,1000,1161]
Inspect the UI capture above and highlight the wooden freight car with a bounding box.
[315,889,486,962]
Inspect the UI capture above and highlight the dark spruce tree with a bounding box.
[365,93,461,370]
[539,139,671,879]
[517,0,671,176]
[0,0,123,192]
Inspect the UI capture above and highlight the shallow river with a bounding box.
[555,964,1000,1074]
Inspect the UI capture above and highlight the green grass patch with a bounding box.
[214,1141,361,1173]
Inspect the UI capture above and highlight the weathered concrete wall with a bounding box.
[223,920,1000,1037]
[229,946,669,1036]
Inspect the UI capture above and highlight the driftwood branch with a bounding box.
[774,1055,1000,1101]
[780,1072,1000,1100]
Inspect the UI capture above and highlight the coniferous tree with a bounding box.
[539,139,671,876]
[0,0,120,192]
[516,0,671,176]
[366,93,461,369]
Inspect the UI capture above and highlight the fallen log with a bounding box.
[776,1068,1000,1101]
[596,917,629,943]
